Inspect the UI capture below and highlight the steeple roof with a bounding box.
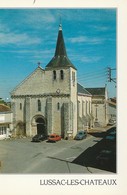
[54,24,67,57]
[46,24,76,70]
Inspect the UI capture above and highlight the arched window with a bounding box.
[86,100,88,114]
[89,101,91,114]
[72,71,75,86]
[57,102,60,110]
[20,103,22,110]
[78,101,81,116]
[60,70,64,80]
[38,99,41,111]
[53,70,56,80]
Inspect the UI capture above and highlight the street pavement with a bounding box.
[0,126,116,174]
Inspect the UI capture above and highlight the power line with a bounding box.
[78,70,107,81]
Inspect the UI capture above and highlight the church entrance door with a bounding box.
[36,117,46,136]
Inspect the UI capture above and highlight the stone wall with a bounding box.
[11,67,71,96]
[46,97,53,135]
[11,65,79,138]
[25,97,31,136]
[77,95,92,130]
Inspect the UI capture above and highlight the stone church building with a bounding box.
[11,24,108,138]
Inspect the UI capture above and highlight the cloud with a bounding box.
[91,25,110,31]
[56,9,116,23]
[68,36,105,45]
[0,32,41,45]
[0,48,54,55]
[69,52,103,63]
[88,37,105,44]
[80,56,103,63]
[0,9,57,46]
[21,49,54,60]
[68,36,88,43]
[21,9,56,30]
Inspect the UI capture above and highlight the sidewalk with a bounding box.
[62,161,112,174]
[88,125,116,133]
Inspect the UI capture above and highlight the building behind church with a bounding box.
[10,24,109,139]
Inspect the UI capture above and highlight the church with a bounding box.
[10,24,109,139]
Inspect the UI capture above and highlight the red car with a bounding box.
[48,134,61,142]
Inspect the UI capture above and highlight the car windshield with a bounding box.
[50,135,55,138]
[78,132,83,135]
[34,135,38,137]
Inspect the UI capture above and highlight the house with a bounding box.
[0,104,13,140]
[86,87,109,127]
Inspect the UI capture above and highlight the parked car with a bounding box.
[109,131,116,135]
[32,134,47,142]
[75,130,87,140]
[108,119,116,126]
[48,134,61,142]
[105,134,116,141]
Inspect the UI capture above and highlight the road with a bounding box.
[0,127,116,174]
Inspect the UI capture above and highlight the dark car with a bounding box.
[32,134,47,142]
[75,130,87,140]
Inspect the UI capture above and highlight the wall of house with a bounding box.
[0,112,13,124]
[0,112,13,139]
[91,96,108,126]
[108,104,116,120]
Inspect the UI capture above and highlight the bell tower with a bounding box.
[45,23,77,138]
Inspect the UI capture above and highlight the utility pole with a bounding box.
[107,67,116,84]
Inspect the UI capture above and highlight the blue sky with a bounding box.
[0,8,116,101]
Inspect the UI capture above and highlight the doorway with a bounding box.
[36,117,46,135]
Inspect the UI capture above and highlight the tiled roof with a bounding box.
[77,83,92,95]
[86,87,105,96]
[0,104,11,112]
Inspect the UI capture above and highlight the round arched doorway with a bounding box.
[36,117,46,135]
[32,115,47,136]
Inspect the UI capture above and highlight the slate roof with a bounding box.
[46,24,76,70]
[77,83,91,96]
[86,87,105,96]
[0,104,11,112]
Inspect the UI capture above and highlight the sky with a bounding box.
[0,8,116,101]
